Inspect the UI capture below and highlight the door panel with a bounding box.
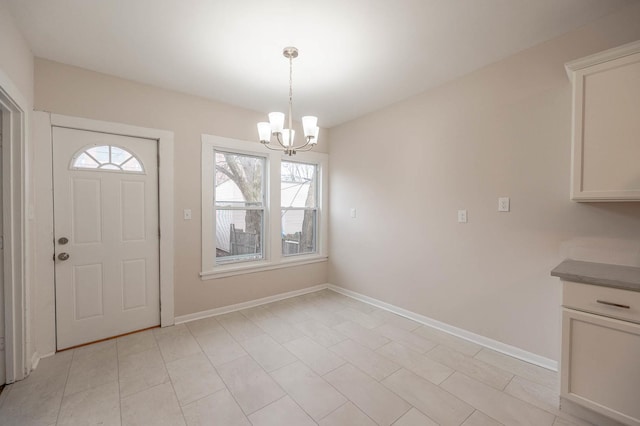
[121,181,146,241]
[53,127,159,350]
[122,259,147,310]
[72,178,102,244]
[73,263,104,320]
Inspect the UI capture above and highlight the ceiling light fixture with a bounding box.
[257,47,319,156]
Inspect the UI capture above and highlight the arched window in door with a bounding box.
[71,145,145,173]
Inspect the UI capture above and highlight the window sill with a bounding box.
[200,255,328,280]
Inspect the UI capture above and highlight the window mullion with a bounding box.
[269,153,282,264]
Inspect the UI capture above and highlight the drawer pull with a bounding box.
[596,300,630,309]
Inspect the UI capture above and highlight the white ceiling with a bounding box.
[6,0,634,127]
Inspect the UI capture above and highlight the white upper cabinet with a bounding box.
[566,41,640,202]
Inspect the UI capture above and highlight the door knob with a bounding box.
[58,253,70,261]
[58,237,69,245]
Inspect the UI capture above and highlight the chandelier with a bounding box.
[257,47,319,156]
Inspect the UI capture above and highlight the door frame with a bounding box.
[0,70,29,384]
[34,113,174,356]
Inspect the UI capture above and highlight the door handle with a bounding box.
[58,237,69,245]
[596,300,630,309]
[58,252,70,261]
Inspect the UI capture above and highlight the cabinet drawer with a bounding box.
[563,281,640,324]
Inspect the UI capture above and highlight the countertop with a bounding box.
[551,259,640,292]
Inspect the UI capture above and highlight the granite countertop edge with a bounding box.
[551,259,640,292]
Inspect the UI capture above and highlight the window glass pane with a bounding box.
[121,157,144,172]
[72,145,144,173]
[86,146,110,163]
[216,209,263,262]
[282,209,316,256]
[74,152,99,169]
[281,161,316,208]
[215,152,264,207]
[110,146,131,165]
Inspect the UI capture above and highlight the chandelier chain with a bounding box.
[288,53,293,135]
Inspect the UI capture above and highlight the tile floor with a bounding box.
[0,289,595,426]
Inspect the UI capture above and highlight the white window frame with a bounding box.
[201,134,328,279]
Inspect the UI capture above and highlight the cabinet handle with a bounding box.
[596,300,630,309]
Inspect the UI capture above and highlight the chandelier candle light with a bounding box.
[257,47,319,156]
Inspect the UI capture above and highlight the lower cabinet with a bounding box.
[561,308,640,426]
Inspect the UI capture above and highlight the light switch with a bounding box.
[498,197,510,212]
[184,209,192,220]
[457,210,468,223]
[350,208,357,219]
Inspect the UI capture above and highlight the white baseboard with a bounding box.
[39,351,56,359]
[30,351,40,372]
[174,284,328,324]
[173,281,557,371]
[327,284,558,371]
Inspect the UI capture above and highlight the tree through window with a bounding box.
[214,151,265,263]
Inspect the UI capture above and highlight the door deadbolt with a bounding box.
[58,237,69,245]
[58,252,70,261]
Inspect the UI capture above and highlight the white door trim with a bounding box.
[32,113,174,354]
[49,114,175,329]
[0,68,29,383]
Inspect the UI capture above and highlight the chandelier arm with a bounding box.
[273,133,289,149]
[289,138,311,151]
[296,144,316,152]
[295,135,316,151]
[260,142,280,151]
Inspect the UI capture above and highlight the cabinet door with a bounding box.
[568,45,640,201]
[562,308,640,425]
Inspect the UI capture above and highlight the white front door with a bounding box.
[53,127,160,350]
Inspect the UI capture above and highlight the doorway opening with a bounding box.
[0,80,28,384]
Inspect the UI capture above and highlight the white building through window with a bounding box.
[201,135,328,278]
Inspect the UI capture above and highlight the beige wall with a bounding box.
[328,3,640,362]
[34,59,329,323]
[0,1,33,105]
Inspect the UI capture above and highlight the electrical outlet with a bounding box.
[350,208,357,218]
[498,197,510,212]
[457,210,468,223]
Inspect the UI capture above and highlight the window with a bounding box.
[214,151,265,263]
[71,145,144,173]
[281,161,317,256]
[201,135,328,278]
